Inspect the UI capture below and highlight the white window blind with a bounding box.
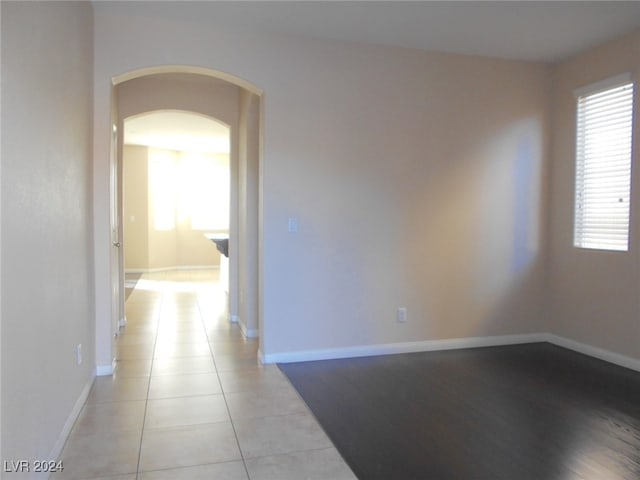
[574,77,634,251]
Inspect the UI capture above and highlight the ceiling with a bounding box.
[124,111,230,154]
[98,1,640,63]
[117,2,640,149]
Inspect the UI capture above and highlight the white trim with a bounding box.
[573,72,632,98]
[112,65,264,96]
[263,333,547,364]
[48,373,95,464]
[125,265,220,274]
[546,334,640,373]
[263,332,640,374]
[239,320,259,339]
[96,358,115,376]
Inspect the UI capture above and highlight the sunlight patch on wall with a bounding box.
[149,147,229,232]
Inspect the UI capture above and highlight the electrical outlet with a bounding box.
[76,344,82,365]
[397,307,407,323]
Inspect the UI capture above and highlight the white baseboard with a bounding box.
[263,332,640,374]
[239,322,259,339]
[263,333,547,364]
[236,315,259,338]
[227,314,258,338]
[546,334,640,373]
[96,358,115,376]
[125,265,219,274]
[48,372,95,464]
[229,315,253,339]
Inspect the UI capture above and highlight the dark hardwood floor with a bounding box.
[279,343,640,480]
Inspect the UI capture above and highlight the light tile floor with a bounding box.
[54,270,356,480]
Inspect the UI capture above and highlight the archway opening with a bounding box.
[103,66,263,373]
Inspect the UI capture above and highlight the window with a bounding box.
[574,74,634,251]
[149,148,230,232]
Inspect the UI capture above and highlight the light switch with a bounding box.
[288,217,299,233]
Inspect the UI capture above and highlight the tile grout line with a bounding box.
[196,282,253,480]
[131,271,165,480]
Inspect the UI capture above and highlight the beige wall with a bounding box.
[123,145,224,271]
[1,0,95,465]
[93,4,552,360]
[238,90,261,336]
[548,29,640,359]
[123,145,150,269]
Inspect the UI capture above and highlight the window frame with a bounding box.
[573,73,635,252]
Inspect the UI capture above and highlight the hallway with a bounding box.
[54,270,356,479]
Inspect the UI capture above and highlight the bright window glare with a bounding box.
[149,148,229,231]
[179,152,230,230]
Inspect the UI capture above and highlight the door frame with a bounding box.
[103,65,264,372]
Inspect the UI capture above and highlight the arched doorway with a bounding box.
[103,66,262,373]
[122,109,231,281]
